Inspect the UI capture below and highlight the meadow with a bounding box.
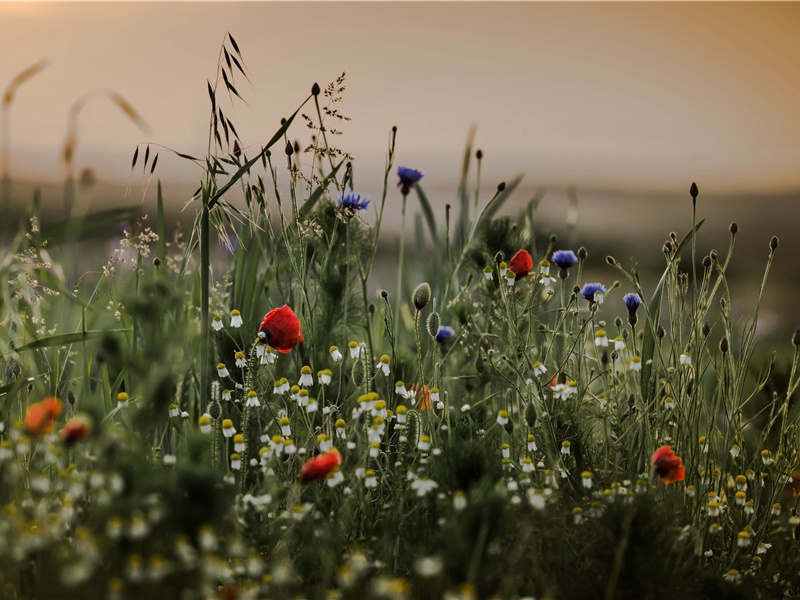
[2,38,800,600]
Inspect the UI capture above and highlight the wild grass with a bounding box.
[1,38,799,600]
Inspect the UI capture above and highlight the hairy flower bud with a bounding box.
[426,311,441,339]
[412,283,431,311]
[525,402,537,428]
[352,358,365,387]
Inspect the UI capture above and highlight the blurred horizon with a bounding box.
[2,2,800,195]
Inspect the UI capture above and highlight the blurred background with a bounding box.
[1,1,799,339]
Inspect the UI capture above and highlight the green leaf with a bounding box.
[415,184,438,246]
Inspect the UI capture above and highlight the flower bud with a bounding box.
[476,149,483,160]
[497,182,506,192]
[702,321,710,337]
[426,311,441,339]
[412,283,431,311]
[770,236,779,253]
[577,246,587,260]
[311,82,321,96]
[285,141,293,156]
[690,182,698,199]
[525,402,537,428]
[729,222,738,235]
[793,328,800,347]
[720,336,729,355]
[352,358,365,387]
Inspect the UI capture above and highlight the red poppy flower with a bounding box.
[299,449,342,484]
[60,414,92,446]
[651,445,685,484]
[25,397,63,436]
[258,305,304,353]
[509,249,533,279]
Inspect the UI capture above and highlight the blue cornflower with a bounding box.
[581,282,607,305]
[435,325,455,344]
[397,166,423,195]
[623,293,642,314]
[338,192,370,212]
[551,250,578,270]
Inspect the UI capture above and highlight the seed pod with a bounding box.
[770,236,779,252]
[578,246,587,260]
[702,321,710,337]
[311,82,321,96]
[690,182,699,199]
[719,337,729,354]
[208,400,221,420]
[504,419,514,435]
[729,222,739,235]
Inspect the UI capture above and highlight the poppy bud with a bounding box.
[311,82,321,96]
[614,317,622,328]
[689,182,698,200]
[476,149,483,160]
[770,236,779,253]
[426,311,441,339]
[412,283,431,311]
[504,419,514,435]
[497,182,506,192]
[208,400,221,420]
[153,257,161,268]
[729,222,738,235]
[352,358,365,387]
[577,247,587,260]
[475,354,485,374]
[702,255,711,268]
[793,328,800,347]
[494,251,505,264]
[380,289,389,300]
[285,141,293,156]
[657,324,666,339]
[524,402,537,428]
[606,255,617,266]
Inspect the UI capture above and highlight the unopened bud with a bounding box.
[770,236,779,252]
[311,82,321,96]
[657,324,666,339]
[497,182,506,192]
[606,256,617,266]
[720,336,729,354]
[476,149,483,160]
[412,283,431,311]
[352,358,365,387]
[702,321,710,337]
[427,311,441,338]
[285,141,293,156]
[690,182,699,199]
[494,251,505,264]
[577,246,587,260]
[730,222,739,235]
[702,255,711,268]
[504,419,514,435]
[793,328,800,347]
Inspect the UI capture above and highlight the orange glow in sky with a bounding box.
[1,2,799,194]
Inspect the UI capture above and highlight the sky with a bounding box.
[2,1,800,197]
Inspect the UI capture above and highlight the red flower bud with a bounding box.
[258,305,304,353]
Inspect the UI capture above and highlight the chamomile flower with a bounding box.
[680,352,692,366]
[222,419,236,438]
[613,336,625,351]
[483,266,493,280]
[364,469,378,489]
[629,356,642,371]
[233,434,245,453]
[318,369,332,385]
[216,363,230,378]
[496,410,509,426]
[395,381,408,398]
[279,417,291,438]
[245,390,259,408]
[594,330,609,347]
[349,341,363,359]
[298,366,314,387]
[411,477,439,497]
[527,434,537,452]
[235,351,246,368]
[376,355,391,376]
[211,315,223,331]
[533,361,547,376]
[561,440,571,455]
[198,415,212,434]
[230,310,243,328]
[330,346,343,362]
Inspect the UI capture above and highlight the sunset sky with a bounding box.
[2,2,800,197]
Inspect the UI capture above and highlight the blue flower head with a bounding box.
[581,282,607,305]
[397,166,423,194]
[338,192,370,212]
[551,250,578,270]
[623,293,642,314]
[435,325,455,344]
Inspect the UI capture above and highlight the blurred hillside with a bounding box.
[4,175,798,346]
